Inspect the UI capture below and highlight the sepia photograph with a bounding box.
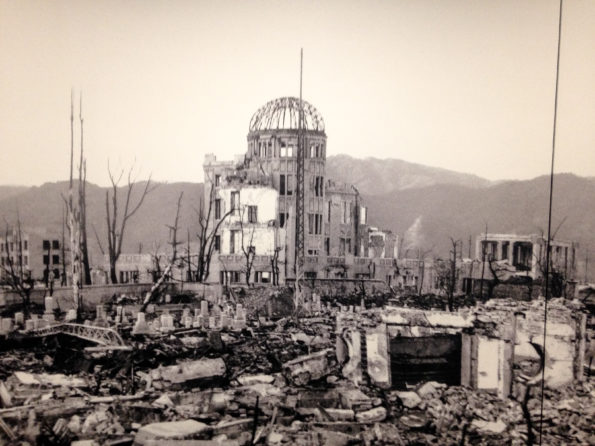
[0,0,594,444]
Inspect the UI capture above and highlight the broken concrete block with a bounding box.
[323,408,355,421]
[399,413,429,429]
[237,374,275,386]
[416,381,446,399]
[355,406,387,423]
[267,431,284,445]
[150,358,226,385]
[471,419,507,435]
[67,415,81,434]
[0,381,12,407]
[152,394,175,408]
[340,388,372,410]
[135,419,208,444]
[283,349,330,385]
[395,391,422,409]
[14,371,39,385]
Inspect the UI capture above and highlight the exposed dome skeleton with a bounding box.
[248,97,325,133]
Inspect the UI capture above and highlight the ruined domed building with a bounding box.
[203,97,398,286]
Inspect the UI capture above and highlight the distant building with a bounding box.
[461,233,578,297]
[474,233,577,280]
[0,228,64,285]
[203,97,399,285]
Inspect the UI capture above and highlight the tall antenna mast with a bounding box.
[295,49,305,272]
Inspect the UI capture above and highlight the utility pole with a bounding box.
[479,224,488,300]
[585,249,589,283]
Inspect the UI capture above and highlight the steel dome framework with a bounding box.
[248,97,325,133]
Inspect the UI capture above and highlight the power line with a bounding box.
[538,0,564,444]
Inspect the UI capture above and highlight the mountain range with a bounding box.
[0,155,592,279]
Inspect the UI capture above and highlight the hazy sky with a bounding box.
[1,0,594,186]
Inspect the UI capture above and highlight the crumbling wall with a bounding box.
[291,278,390,298]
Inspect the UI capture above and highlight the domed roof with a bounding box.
[249,97,325,133]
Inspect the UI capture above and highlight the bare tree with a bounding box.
[78,96,92,285]
[447,237,461,311]
[167,192,183,264]
[149,241,163,283]
[139,193,183,312]
[238,205,257,286]
[185,229,193,282]
[167,192,183,282]
[60,206,68,286]
[65,92,83,315]
[1,219,34,317]
[194,184,233,282]
[479,222,488,300]
[98,162,155,284]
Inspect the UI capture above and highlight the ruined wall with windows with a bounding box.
[203,97,398,285]
[0,229,63,285]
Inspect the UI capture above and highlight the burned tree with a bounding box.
[433,238,461,311]
[194,184,233,282]
[167,192,183,281]
[1,219,34,317]
[238,204,257,286]
[140,192,183,312]
[98,163,155,284]
[65,92,83,315]
[78,97,92,285]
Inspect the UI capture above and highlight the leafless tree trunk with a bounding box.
[139,193,183,311]
[195,184,233,282]
[1,219,34,317]
[168,192,183,264]
[66,92,82,316]
[448,237,461,311]
[186,228,192,282]
[102,163,155,283]
[239,206,256,286]
[61,206,68,286]
[479,223,488,300]
[78,96,92,285]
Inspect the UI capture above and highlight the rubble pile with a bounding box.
[0,292,592,445]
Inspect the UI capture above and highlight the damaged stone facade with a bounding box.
[459,233,578,299]
[0,229,63,285]
[339,298,587,395]
[203,97,399,285]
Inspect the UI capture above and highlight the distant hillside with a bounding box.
[0,166,593,279]
[0,186,29,202]
[326,155,491,195]
[0,181,204,266]
[362,173,595,277]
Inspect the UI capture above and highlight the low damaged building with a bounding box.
[461,233,578,298]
